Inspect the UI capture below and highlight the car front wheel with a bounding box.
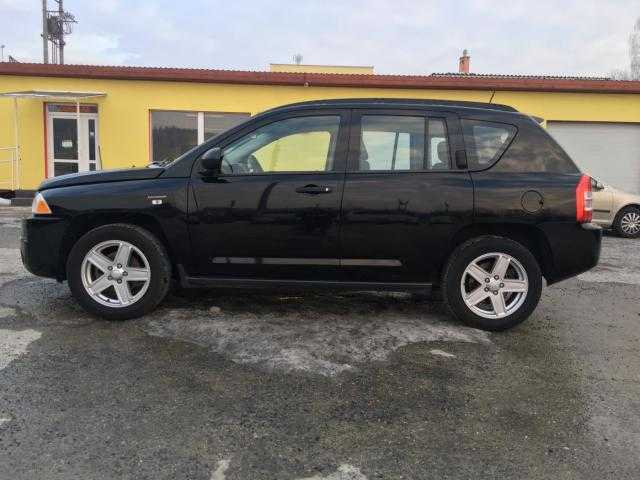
[442,236,543,331]
[67,224,172,320]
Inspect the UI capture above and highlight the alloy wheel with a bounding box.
[460,252,529,319]
[81,240,151,308]
[620,211,640,236]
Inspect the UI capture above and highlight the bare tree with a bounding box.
[610,69,630,80]
[611,17,640,80]
[630,18,640,79]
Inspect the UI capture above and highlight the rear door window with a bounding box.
[355,114,452,171]
[427,118,450,170]
[359,115,425,171]
[462,119,516,169]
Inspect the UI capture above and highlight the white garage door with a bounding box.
[547,122,640,195]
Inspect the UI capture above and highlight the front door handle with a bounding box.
[295,184,332,194]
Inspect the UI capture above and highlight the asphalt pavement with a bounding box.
[0,206,638,479]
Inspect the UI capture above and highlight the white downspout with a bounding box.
[13,97,20,191]
[76,99,81,172]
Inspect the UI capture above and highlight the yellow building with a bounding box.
[1,62,640,198]
[269,63,374,74]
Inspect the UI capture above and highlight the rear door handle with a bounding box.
[295,184,332,194]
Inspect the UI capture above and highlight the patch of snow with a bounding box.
[0,306,16,318]
[430,349,456,358]
[296,464,367,480]
[210,459,231,480]
[0,329,42,370]
[0,248,25,276]
[146,306,489,376]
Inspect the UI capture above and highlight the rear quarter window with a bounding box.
[491,120,580,174]
[462,119,517,170]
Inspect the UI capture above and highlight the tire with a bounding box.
[442,236,543,331]
[613,206,640,239]
[66,224,172,320]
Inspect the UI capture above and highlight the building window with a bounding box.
[151,110,249,164]
[47,104,98,113]
[204,112,251,141]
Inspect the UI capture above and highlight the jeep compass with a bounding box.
[21,99,601,331]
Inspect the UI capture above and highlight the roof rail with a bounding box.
[262,98,518,114]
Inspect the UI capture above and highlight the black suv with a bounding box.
[21,99,601,330]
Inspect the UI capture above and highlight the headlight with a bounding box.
[32,192,52,215]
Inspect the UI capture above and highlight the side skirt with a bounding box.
[177,266,432,293]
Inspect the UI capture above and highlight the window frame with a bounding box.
[195,109,351,177]
[347,108,461,174]
[149,109,250,164]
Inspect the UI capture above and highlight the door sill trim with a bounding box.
[181,275,432,293]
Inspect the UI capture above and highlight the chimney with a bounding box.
[459,49,470,74]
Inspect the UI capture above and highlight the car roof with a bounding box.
[260,98,519,116]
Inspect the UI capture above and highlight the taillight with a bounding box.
[576,175,593,223]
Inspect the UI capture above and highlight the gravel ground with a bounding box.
[0,206,638,479]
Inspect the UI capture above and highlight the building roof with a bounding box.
[1,62,640,94]
[431,72,613,81]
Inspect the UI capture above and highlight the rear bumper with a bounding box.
[21,216,69,280]
[541,222,602,285]
[580,222,602,231]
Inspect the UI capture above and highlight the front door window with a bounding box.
[47,104,99,177]
[221,115,341,174]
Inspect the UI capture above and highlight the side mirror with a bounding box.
[591,178,605,191]
[201,147,223,172]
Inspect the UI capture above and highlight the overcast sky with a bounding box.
[1,0,639,77]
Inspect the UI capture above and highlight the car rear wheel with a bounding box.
[67,224,171,320]
[614,206,640,238]
[442,236,542,331]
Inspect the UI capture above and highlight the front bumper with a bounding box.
[21,216,69,280]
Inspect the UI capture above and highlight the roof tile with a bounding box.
[1,62,639,94]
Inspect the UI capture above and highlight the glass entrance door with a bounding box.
[47,105,99,177]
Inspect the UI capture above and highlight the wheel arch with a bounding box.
[443,223,554,282]
[58,213,174,281]
[614,203,640,219]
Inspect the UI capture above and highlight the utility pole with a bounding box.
[58,0,64,64]
[42,0,76,65]
[42,0,49,64]
[1,45,5,63]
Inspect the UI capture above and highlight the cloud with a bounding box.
[0,0,36,13]
[65,33,139,65]
[0,0,638,76]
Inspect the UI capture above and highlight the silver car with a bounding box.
[592,179,640,238]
